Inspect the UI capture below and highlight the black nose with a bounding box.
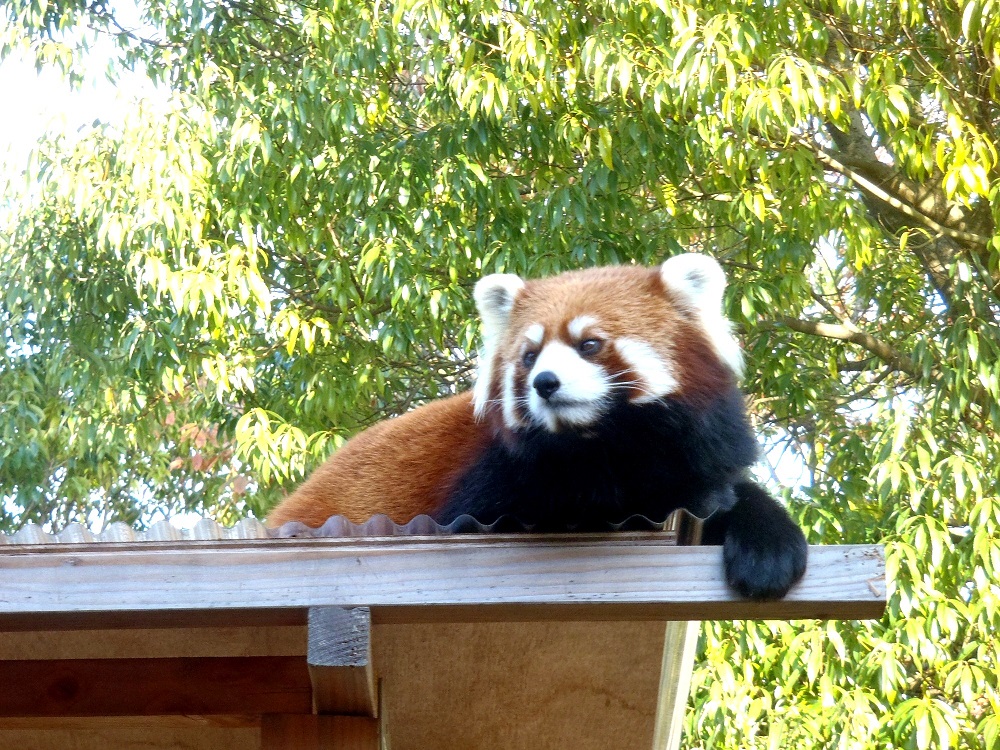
[533,371,561,400]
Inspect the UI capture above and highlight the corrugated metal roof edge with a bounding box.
[0,513,675,546]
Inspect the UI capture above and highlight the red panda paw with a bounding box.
[707,480,809,600]
[722,521,808,600]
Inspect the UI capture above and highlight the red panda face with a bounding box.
[472,254,743,433]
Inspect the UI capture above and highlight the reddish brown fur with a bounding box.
[266,392,488,527]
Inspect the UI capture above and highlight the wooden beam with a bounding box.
[0,716,260,729]
[0,626,305,660]
[0,725,260,750]
[260,715,378,750]
[308,607,378,717]
[0,657,312,717]
[0,538,886,630]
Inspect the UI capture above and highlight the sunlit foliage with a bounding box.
[2,0,999,746]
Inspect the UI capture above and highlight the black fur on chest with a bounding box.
[439,387,760,529]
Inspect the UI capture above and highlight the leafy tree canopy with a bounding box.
[2,0,999,746]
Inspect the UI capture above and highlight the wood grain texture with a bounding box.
[308,607,378,717]
[0,657,311,717]
[0,626,305,660]
[0,623,672,750]
[0,716,260,729]
[0,726,260,750]
[374,621,665,750]
[653,621,700,750]
[261,715,379,750]
[0,537,886,630]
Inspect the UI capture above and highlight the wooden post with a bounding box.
[262,608,383,749]
[308,607,378,717]
[652,620,701,750]
[652,511,702,750]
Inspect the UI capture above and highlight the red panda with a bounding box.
[267,254,808,599]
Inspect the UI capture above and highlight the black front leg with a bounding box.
[702,480,808,600]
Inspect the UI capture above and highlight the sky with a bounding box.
[0,14,193,530]
[0,5,159,182]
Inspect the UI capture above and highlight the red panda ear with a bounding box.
[474,273,525,343]
[659,253,727,314]
[660,254,744,376]
[472,273,524,420]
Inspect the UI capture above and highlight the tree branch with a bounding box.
[775,316,921,378]
[801,139,989,249]
[772,316,995,415]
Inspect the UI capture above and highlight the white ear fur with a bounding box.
[660,254,744,377]
[474,273,525,343]
[473,273,525,418]
[660,253,727,313]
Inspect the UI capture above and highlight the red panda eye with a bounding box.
[578,339,602,356]
[522,350,538,368]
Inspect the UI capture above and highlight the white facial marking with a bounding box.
[472,354,493,420]
[700,316,743,376]
[524,323,545,345]
[615,338,679,402]
[567,315,597,340]
[502,362,521,429]
[660,253,744,377]
[526,341,609,430]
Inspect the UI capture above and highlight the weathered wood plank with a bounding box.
[0,726,260,750]
[0,626,306,660]
[0,657,312,717]
[0,538,886,630]
[308,607,378,717]
[260,715,379,750]
[373,621,665,750]
[0,716,260,729]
